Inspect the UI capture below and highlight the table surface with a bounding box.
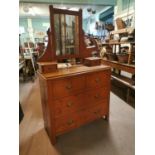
[38,64,110,80]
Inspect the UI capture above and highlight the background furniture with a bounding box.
[101,28,135,106]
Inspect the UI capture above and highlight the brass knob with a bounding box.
[66,85,72,90]
[95,78,99,83]
[67,102,73,107]
[67,119,74,125]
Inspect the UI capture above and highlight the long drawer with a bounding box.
[53,87,109,118]
[55,103,108,135]
[52,75,85,99]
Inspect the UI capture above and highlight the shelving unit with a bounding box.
[101,28,135,105]
[102,27,135,72]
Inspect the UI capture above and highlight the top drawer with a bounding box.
[52,75,85,99]
[86,70,110,89]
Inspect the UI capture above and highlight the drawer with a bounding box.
[85,88,109,105]
[54,93,86,118]
[86,70,110,89]
[43,65,57,73]
[87,103,108,121]
[78,103,108,125]
[52,75,85,99]
[55,114,78,134]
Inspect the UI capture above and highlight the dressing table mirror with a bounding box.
[38,5,100,72]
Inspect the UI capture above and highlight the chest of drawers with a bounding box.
[38,65,111,144]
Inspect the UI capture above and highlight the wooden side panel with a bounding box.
[39,75,56,143]
[39,76,48,130]
[38,30,53,62]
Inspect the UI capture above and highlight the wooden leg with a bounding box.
[45,128,56,145]
[126,88,130,104]
[49,134,56,145]
[50,136,56,145]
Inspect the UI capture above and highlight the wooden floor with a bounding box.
[19,78,60,155]
[19,77,135,155]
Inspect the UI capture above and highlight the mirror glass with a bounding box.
[54,14,79,56]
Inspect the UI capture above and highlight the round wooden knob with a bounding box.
[67,119,74,125]
[95,78,100,83]
[67,102,73,107]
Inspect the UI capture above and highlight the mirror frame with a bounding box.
[49,5,83,61]
[38,5,99,63]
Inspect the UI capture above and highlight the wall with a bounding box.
[19,0,116,6]
[113,0,135,53]
[114,0,135,28]
[19,18,29,45]
[83,6,114,37]
[19,17,50,46]
[20,6,115,44]
[99,6,114,23]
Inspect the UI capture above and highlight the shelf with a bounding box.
[102,41,135,46]
[110,27,134,35]
[102,59,135,74]
[111,72,135,90]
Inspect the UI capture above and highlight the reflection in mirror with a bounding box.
[54,14,79,56]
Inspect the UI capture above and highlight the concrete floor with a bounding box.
[19,78,135,155]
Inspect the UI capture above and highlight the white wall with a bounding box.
[114,0,135,28]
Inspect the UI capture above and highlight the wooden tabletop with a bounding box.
[38,64,111,80]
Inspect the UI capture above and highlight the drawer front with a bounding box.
[52,75,85,99]
[55,114,78,134]
[54,93,86,118]
[55,103,108,134]
[86,70,110,89]
[43,65,57,73]
[87,103,108,121]
[78,103,108,125]
[85,88,109,105]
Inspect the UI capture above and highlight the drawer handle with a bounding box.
[94,94,100,99]
[67,102,73,107]
[67,120,74,125]
[95,78,100,83]
[66,85,72,90]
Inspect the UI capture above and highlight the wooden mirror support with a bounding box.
[38,5,100,73]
